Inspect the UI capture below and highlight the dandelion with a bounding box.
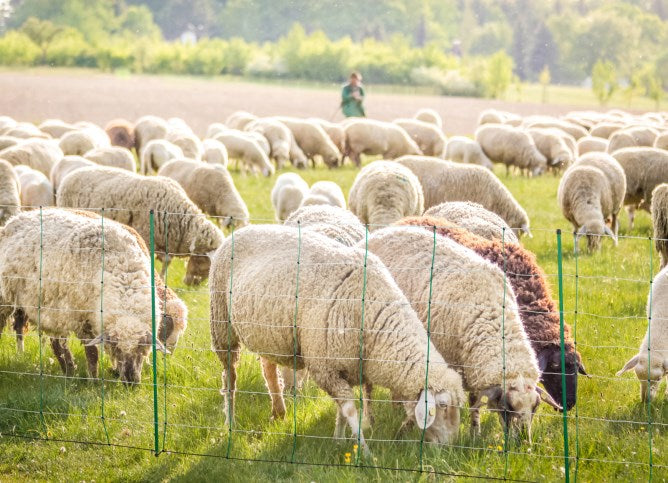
[497,445,503,452]
[353,444,358,452]
[344,452,351,464]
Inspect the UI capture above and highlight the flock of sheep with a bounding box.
[0,105,667,455]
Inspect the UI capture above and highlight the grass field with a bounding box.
[1,156,667,482]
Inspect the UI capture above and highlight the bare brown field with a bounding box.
[0,69,594,136]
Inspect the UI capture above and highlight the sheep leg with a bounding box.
[611,213,619,236]
[627,206,635,230]
[469,392,483,435]
[260,357,286,420]
[214,343,240,427]
[362,382,374,429]
[13,308,28,353]
[50,336,76,377]
[79,326,99,378]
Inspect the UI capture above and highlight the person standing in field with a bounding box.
[341,72,366,117]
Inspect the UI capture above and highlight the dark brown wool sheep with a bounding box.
[105,119,136,151]
[396,215,587,409]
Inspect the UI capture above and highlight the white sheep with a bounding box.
[527,128,574,171]
[166,129,204,160]
[140,139,184,175]
[275,117,341,168]
[477,109,521,126]
[59,128,110,156]
[245,118,295,169]
[157,158,249,227]
[577,136,608,155]
[651,184,668,268]
[209,224,466,453]
[56,166,223,285]
[13,165,55,209]
[444,136,494,170]
[348,161,424,230]
[414,108,443,129]
[607,126,660,153]
[5,122,49,139]
[206,122,228,139]
[271,172,310,222]
[343,119,422,167]
[84,146,137,172]
[225,111,258,130]
[396,155,531,237]
[424,201,519,243]
[0,136,20,151]
[0,159,20,226]
[300,181,346,209]
[0,116,17,134]
[393,118,447,158]
[0,209,169,382]
[0,138,63,176]
[214,130,274,177]
[50,155,96,192]
[617,263,668,402]
[654,132,668,151]
[38,119,77,138]
[134,115,168,154]
[365,226,558,439]
[284,204,365,247]
[307,118,346,153]
[202,138,229,167]
[589,122,624,139]
[523,117,588,140]
[475,124,547,176]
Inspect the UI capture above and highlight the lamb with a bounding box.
[213,130,274,177]
[13,165,55,209]
[612,147,668,229]
[396,216,586,410]
[617,263,668,402]
[348,161,424,230]
[165,130,204,160]
[0,209,169,383]
[396,156,531,237]
[652,184,668,269]
[140,139,184,175]
[607,126,660,153]
[284,204,366,247]
[83,146,137,172]
[0,138,64,176]
[577,136,608,155]
[444,136,494,170]
[209,224,466,453]
[654,132,668,151]
[157,158,249,227]
[557,155,625,251]
[275,117,342,168]
[300,181,346,209]
[527,128,574,171]
[225,111,258,130]
[50,155,96,192]
[56,166,224,285]
[59,129,111,156]
[202,138,229,167]
[307,118,346,153]
[414,108,443,129]
[0,159,20,226]
[343,119,422,167]
[271,172,310,222]
[104,119,135,150]
[245,118,295,169]
[475,124,547,176]
[365,226,560,438]
[134,115,168,154]
[38,119,77,138]
[424,201,519,243]
[393,118,447,158]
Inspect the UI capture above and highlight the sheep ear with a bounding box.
[616,355,639,376]
[536,386,562,411]
[414,389,436,430]
[578,361,589,377]
[603,226,618,246]
[521,224,533,238]
[153,338,171,355]
[85,334,105,346]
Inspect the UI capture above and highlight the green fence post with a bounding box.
[501,226,509,478]
[37,207,45,433]
[162,211,169,452]
[556,229,570,483]
[647,236,654,481]
[355,224,369,465]
[291,221,302,463]
[225,222,236,459]
[99,209,110,445]
[572,231,580,482]
[149,209,159,456]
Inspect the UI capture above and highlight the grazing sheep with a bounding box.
[13,165,55,209]
[444,136,493,170]
[0,159,20,226]
[365,227,560,438]
[84,146,136,172]
[612,147,668,229]
[308,118,346,153]
[348,161,424,230]
[284,204,365,247]
[652,184,668,269]
[617,263,668,402]
[523,118,588,140]
[39,119,77,138]
[0,138,63,176]
[271,172,310,222]
[577,136,608,155]
[245,118,295,169]
[105,119,135,150]
[589,122,624,139]
[477,109,521,126]
[225,111,258,130]
[202,138,228,167]
[396,156,531,237]
[394,118,447,158]
[414,108,443,129]
[56,166,223,285]
[343,119,422,167]
[210,224,466,453]
[527,128,574,171]
[214,130,274,177]
[134,115,168,154]
[475,124,547,176]
[50,156,95,192]
[424,201,518,243]
[245,131,271,155]
[300,181,346,209]
[5,122,49,139]
[654,132,668,151]
[206,122,228,139]
[275,117,341,168]
[59,129,110,156]
[0,136,20,151]
[0,209,169,383]
[607,126,660,153]
[140,139,184,175]
[396,216,586,410]
[0,116,17,134]
[158,158,249,227]
[166,130,204,160]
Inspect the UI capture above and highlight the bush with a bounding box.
[592,59,618,105]
[410,66,483,97]
[45,28,96,67]
[0,31,40,65]
[482,50,514,99]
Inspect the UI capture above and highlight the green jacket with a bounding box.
[341,83,366,117]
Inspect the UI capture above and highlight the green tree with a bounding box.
[484,50,513,99]
[591,59,618,105]
[539,66,551,103]
[20,17,63,64]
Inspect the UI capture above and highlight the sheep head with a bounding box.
[536,346,587,411]
[617,354,667,402]
[401,389,461,444]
